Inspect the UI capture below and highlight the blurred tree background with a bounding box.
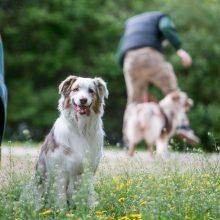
[0,0,220,151]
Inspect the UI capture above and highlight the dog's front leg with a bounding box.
[66,176,77,207]
[87,174,99,209]
[35,158,48,210]
[128,143,136,156]
[148,143,155,157]
[156,137,169,158]
[71,172,99,209]
[35,181,46,211]
[53,174,69,209]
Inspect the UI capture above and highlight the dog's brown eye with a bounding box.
[88,88,94,94]
[73,87,79,92]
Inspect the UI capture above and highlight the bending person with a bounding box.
[116,11,199,147]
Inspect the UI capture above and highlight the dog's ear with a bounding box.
[59,75,77,96]
[185,98,193,110]
[94,77,109,99]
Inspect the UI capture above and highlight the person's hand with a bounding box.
[176,49,192,67]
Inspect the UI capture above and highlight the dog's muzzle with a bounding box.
[73,101,91,116]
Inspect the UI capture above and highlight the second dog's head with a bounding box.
[170,91,193,111]
[58,75,108,116]
[160,90,193,113]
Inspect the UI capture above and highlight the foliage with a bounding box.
[0,150,220,219]
[0,0,220,150]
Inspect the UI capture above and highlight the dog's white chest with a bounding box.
[51,115,103,173]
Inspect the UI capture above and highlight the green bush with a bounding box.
[0,0,220,150]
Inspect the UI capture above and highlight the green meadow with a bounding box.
[0,148,219,220]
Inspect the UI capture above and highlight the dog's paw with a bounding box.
[156,151,170,160]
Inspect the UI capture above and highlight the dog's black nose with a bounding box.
[80,98,87,105]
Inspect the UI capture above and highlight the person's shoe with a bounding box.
[176,126,200,145]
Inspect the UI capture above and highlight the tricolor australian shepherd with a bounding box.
[35,75,108,209]
[125,91,193,157]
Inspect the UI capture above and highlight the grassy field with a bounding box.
[0,147,219,220]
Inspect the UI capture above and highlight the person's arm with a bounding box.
[159,16,182,50]
[159,16,192,67]
[176,49,192,67]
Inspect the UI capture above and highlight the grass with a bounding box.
[0,147,219,220]
[2,140,42,148]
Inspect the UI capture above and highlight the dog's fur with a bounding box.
[125,91,193,157]
[35,75,108,209]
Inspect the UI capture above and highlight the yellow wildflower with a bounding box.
[120,216,130,220]
[39,209,52,216]
[118,197,125,203]
[130,213,141,219]
[112,176,121,184]
[66,212,75,217]
[126,179,133,186]
[120,183,125,189]
[116,183,126,191]
[96,210,107,215]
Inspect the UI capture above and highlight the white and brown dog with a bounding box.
[35,75,108,209]
[125,91,193,157]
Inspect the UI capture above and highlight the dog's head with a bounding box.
[58,75,108,116]
[160,90,193,112]
[170,91,193,111]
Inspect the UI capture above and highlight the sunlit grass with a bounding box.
[0,146,219,219]
[2,140,42,148]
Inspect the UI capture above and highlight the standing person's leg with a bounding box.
[123,59,148,104]
[122,49,152,145]
[148,50,179,94]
